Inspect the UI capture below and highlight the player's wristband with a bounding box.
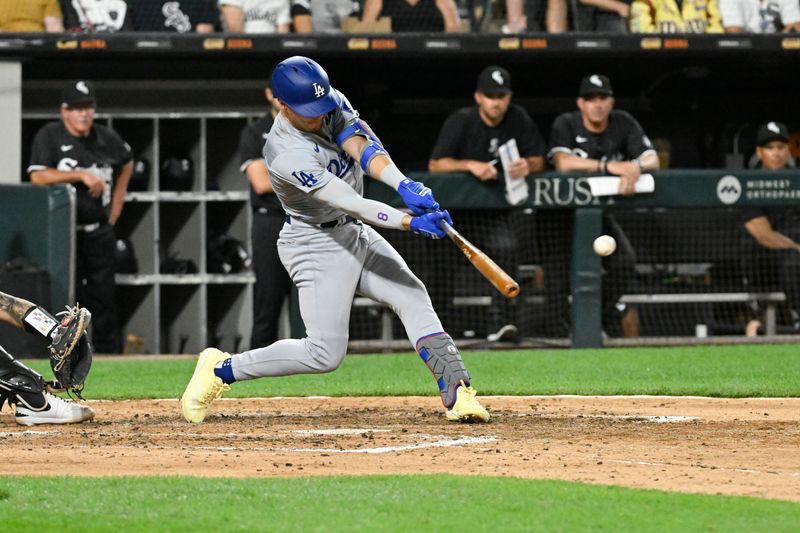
[402,214,412,231]
[22,306,59,338]
[599,157,607,174]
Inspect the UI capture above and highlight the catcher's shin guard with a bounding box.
[416,332,470,408]
[0,344,47,410]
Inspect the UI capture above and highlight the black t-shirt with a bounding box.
[28,122,132,224]
[239,114,284,214]
[430,104,546,163]
[381,0,444,32]
[130,0,218,32]
[61,0,134,32]
[741,207,800,248]
[742,208,799,232]
[548,109,654,162]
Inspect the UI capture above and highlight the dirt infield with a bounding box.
[1,396,798,502]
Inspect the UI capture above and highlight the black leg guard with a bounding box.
[0,344,47,411]
[416,333,470,408]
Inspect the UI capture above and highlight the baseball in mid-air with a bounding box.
[593,235,616,256]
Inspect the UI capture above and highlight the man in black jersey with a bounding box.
[238,81,293,348]
[549,74,659,337]
[430,66,546,342]
[130,0,218,32]
[740,121,800,336]
[29,80,133,352]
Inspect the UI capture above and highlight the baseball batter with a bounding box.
[182,56,489,424]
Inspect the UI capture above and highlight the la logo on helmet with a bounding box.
[312,83,325,98]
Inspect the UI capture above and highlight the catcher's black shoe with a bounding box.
[15,392,95,426]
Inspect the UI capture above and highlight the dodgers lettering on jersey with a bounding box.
[264,88,365,224]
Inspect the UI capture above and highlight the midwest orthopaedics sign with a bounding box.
[716,174,800,205]
[745,179,800,200]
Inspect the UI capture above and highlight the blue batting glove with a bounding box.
[398,178,439,215]
[409,210,452,239]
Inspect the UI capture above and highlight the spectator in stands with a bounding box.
[131,0,219,32]
[0,0,64,32]
[629,0,723,32]
[504,0,569,32]
[429,66,546,342]
[741,121,800,336]
[219,0,291,32]
[28,80,134,352]
[549,74,660,337]
[292,0,360,32]
[61,0,134,32]
[720,0,800,33]
[580,0,630,31]
[514,0,629,32]
[361,0,460,32]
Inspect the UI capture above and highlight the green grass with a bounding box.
[22,343,800,400]
[0,475,798,532]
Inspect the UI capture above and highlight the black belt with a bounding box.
[286,215,356,229]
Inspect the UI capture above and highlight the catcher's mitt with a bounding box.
[48,305,93,395]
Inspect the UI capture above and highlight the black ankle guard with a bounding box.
[416,332,470,408]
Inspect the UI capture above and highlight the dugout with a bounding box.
[1,33,799,351]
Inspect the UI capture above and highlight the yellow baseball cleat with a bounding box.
[446,380,490,423]
[181,348,231,424]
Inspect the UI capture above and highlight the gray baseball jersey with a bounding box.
[264,89,364,225]
[233,87,471,409]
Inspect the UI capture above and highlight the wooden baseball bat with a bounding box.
[440,220,520,299]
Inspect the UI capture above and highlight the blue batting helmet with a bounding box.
[271,56,340,118]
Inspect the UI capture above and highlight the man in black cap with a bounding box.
[429,66,546,342]
[549,74,660,337]
[28,80,133,353]
[549,74,659,195]
[741,121,800,336]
